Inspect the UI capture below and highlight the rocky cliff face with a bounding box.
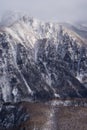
[0,103,29,129]
[0,14,87,102]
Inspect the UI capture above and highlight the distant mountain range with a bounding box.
[0,13,87,102]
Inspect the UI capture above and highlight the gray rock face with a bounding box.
[0,15,87,102]
[0,103,29,129]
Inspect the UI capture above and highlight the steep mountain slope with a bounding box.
[62,22,87,41]
[0,14,87,102]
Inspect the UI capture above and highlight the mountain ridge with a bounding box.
[0,14,87,102]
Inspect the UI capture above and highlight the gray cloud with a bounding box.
[0,0,87,22]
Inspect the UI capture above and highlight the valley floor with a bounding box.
[15,100,87,130]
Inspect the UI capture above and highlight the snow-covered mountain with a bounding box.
[0,13,87,102]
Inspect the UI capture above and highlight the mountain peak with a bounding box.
[0,12,87,102]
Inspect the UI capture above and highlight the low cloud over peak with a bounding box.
[0,0,87,22]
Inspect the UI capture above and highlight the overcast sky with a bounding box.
[0,0,87,22]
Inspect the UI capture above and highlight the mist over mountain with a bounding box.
[0,0,87,22]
